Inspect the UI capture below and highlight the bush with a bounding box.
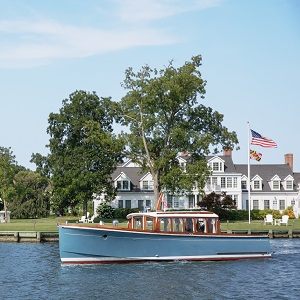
[114,208,140,219]
[96,203,115,219]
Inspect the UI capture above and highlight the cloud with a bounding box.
[0,0,221,68]
[114,0,221,23]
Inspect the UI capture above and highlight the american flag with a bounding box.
[250,129,278,148]
[162,194,168,209]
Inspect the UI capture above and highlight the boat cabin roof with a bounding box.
[127,210,218,220]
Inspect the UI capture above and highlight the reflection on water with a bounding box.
[1,239,300,299]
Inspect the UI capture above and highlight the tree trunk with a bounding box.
[4,199,7,223]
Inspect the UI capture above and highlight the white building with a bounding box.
[93,151,300,216]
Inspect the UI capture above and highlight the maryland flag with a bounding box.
[250,149,262,161]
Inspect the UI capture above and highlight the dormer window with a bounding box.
[241,180,247,190]
[253,180,261,190]
[142,180,154,190]
[117,180,130,191]
[272,180,280,190]
[285,180,293,190]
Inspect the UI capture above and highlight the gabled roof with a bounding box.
[112,166,148,191]
[206,155,236,173]
[235,163,295,192]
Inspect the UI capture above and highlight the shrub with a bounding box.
[96,203,115,219]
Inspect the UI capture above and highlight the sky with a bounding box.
[0,0,299,172]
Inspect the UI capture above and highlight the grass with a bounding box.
[0,216,300,232]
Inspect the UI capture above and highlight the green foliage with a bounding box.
[197,192,237,212]
[114,208,140,219]
[8,170,51,218]
[116,55,239,205]
[96,203,115,219]
[42,90,125,215]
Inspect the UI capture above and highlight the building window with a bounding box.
[221,177,226,188]
[213,162,220,171]
[142,180,154,190]
[138,200,144,211]
[291,199,295,206]
[286,180,293,190]
[117,180,130,190]
[227,177,232,188]
[173,197,179,208]
[118,200,123,208]
[125,200,131,208]
[279,200,285,210]
[241,180,247,190]
[212,177,217,185]
[273,198,277,209]
[253,180,260,190]
[233,177,238,188]
[272,180,280,190]
[146,200,151,207]
[188,195,194,208]
[264,200,270,209]
[253,200,259,210]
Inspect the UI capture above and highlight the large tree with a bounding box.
[45,90,124,216]
[9,170,50,218]
[116,55,239,206]
[0,147,19,221]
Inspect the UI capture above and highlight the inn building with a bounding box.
[93,151,300,217]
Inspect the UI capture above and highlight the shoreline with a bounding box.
[1,228,300,242]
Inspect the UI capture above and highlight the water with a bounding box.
[1,239,300,300]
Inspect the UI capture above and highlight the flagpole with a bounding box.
[247,122,251,224]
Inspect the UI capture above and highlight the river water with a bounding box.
[0,239,299,300]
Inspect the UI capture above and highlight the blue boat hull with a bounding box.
[59,225,272,264]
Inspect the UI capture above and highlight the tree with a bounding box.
[197,192,237,212]
[0,147,18,222]
[116,55,239,206]
[9,170,50,218]
[44,90,124,216]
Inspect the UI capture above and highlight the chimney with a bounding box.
[223,149,232,156]
[285,153,293,171]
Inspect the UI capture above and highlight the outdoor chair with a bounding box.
[87,215,95,223]
[264,214,273,225]
[78,216,86,223]
[279,215,289,226]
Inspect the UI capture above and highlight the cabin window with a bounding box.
[172,218,182,232]
[184,218,194,233]
[207,218,217,233]
[159,218,171,231]
[196,218,205,233]
[146,217,153,230]
[133,217,143,229]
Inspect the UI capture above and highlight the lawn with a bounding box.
[0,216,300,232]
